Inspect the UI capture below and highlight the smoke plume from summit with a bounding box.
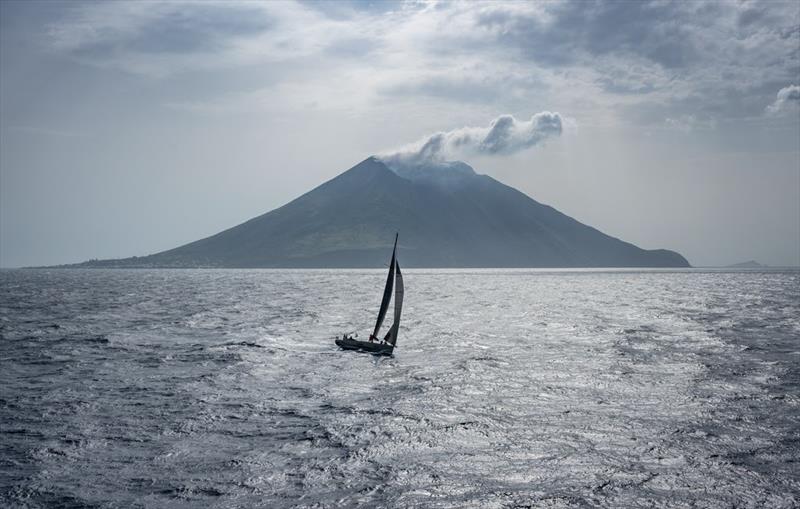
[380,112,563,169]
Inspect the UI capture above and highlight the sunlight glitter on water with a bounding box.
[1,268,798,507]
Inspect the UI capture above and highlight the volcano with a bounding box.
[76,157,689,268]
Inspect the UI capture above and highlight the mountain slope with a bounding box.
[77,157,689,268]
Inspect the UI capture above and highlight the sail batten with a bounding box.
[372,233,398,338]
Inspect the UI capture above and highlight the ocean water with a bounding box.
[1,268,798,508]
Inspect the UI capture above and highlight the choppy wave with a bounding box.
[1,268,798,507]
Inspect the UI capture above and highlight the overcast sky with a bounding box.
[1,0,799,267]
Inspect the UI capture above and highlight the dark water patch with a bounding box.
[219,340,264,348]
[81,335,109,344]
[52,334,109,345]
[2,486,103,509]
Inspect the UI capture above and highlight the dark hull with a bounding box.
[335,338,394,356]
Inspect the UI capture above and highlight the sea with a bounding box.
[1,268,798,508]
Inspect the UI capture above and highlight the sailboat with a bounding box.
[335,233,404,356]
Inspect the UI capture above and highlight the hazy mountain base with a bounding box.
[68,157,689,268]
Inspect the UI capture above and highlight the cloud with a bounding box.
[380,112,562,167]
[37,0,800,126]
[766,85,800,115]
[48,2,271,55]
[43,1,354,77]
[475,1,702,69]
[469,1,799,123]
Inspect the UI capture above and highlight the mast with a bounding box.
[384,259,403,346]
[372,233,398,338]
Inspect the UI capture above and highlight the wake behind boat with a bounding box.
[335,234,404,356]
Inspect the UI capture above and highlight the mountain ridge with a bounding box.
[63,157,690,268]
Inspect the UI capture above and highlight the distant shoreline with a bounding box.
[7,265,800,271]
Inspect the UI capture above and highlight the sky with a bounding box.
[1,0,799,268]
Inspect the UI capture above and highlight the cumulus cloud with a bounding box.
[766,85,800,115]
[380,112,562,167]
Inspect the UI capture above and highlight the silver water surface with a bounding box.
[1,269,798,508]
